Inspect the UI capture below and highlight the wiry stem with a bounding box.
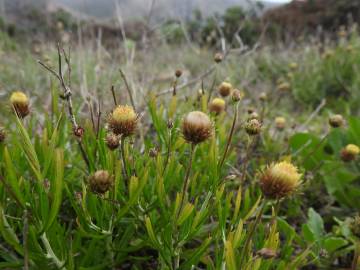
[239,199,266,269]
[176,144,196,220]
[240,136,254,183]
[119,68,136,110]
[218,103,239,170]
[162,128,172,175]
[120,137,129,181]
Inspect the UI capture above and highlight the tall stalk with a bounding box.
[218,103,239,171]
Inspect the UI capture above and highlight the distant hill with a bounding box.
[263,0,360,35]
[1,0,286,24]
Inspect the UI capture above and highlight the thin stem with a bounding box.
[110,85,118,106]
[301,131,329,164]
[239,199,266,269]
[162,128,172,175]
[176,144,196,220]
[218,103,238,170]
[352,242,360,270]
[119,69,136,110]
[120,137,129,181]
[23,209,29,270]
[240,136,254,183]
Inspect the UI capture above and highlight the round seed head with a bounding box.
[73,126,84,138]
[245,118,261,135]
[277,82,291,92]
[88,170,114,194]
[231,89,243,102]
[218,82,232,97]
[214,52,223,63]
[175,69,182,78]
[209,98,226,114]
[329,114,344,128]
[289,62,298,70]
[108,105,138,137]
[341,144,359,162]
[105,133,120,150]
[259,92,267,102]
[349,215,360,238]
[259,161,301,199]
[275,117,286,130]
[182,111,212,144]
[10,91,30,118]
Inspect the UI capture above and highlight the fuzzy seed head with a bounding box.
[209,98,225,114]
[231,89,243,102]
[88,170,113,194]
[349,215,360,238]
[341,144,359,162]
[289,62,298,70]
[182,111,212,144]
[175,69,182,78]
[277,82,291,92]
[275,117,286,130]
[108,105,138,137]
[259,92,267,102]
[218,82,232,97]
[10,91,30,118]
[329,114,344,128]
[214,52,223,63]
[105,133,120,150]
[245,118,261,135]
[260,161,301,199]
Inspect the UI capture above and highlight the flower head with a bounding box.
[245,118,261,135]
[209,98,225,114]
[107,105,138,137]
[88,170,114,194]
[275,117,286,130]
[329,114,344,128]
[277,82,291,92]
[341,144,359,162]
[231,89,243,102]
[105,133,120,150]
[10,91,30,118]
[259,161,302,199]
[182,111,212,144]
[218,82,232,97]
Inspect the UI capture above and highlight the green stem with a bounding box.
[239,199,266,269]
[120,137,128,181]
[218,103,238,171]
[163,129,172,175]
[176,144,196,220]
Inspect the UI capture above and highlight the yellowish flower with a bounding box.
[10,91,30,118]
[260,161,301,199]
[108,105,138,137]
[209,98,226,114]
[182,111,212,144]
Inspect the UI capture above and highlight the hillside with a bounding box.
[263,0,360,35]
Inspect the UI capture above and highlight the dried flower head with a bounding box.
[10,91,30,118]
[88,170,114,194]
[277,82,291,92]
[349,214,360,238]
[329,114,344,128]
[259,161,302,199]
[175,69,182,78]
[247,107,256,114]
[248,112,259,120]
[245,118,261,135]
[231,89,243,102]
[105,133,120,150]
[257,248,278,259]
[108,105,138,137]
[341,144,359,162]
[214,52,223,63]
[149,148,158,158]
[182,111,212,144]
[218,82,232,97]
[275,117,286,130]
[259,92,267,102]
[0,127,5,143]
[209,98,226,114]
[73,126,84,138]
[289,62,298,70]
